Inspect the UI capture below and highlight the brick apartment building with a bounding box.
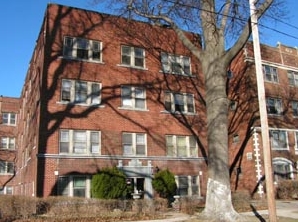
[0,3,297,199]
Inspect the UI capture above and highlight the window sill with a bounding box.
[59,56,105,64]
[160,110,196,115]
[117,64,148,71]
[118,107,149,112]
[57,101,105,108]
[159,70,194,77]
[271,148,289,151]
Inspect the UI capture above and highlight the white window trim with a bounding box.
[58,175,91,198]
[59,130,101,155]
[166,135,198,158]
[120,86,147,110]
[2,112,17,126]
[175,175,199,196]
[292,101,298,117]
[161,52,192,76]
[263,65,279,83]
[164,91,195,114]
[288,70,298,87]
[0,137,15,150]
[0,161,14,175]
[59,79,102,106]
[119,45,146,69]
[273,158,294,180]
[266,97,283,116]
[122,132,147,156]
[63,36,103,63]
[294,131,298,154]
[270,130,289,150]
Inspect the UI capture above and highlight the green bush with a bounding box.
[152,169,177,198]
[91,167,128,199]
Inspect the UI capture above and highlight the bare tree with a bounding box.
[90,0,281,221]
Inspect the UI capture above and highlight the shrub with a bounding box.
[152,169,177,199]
[91,167,128,199]
[276,180,298,199]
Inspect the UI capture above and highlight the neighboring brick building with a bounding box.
[1,3,297,199]
[228,42,298,197]
[0,96,19,194]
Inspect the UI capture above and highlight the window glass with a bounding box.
[73,131,86,153]
[60,131,69,153]
[123,133,133,155]
[90,132,99,153]
[61,80,72,101]
[75,81,87,103]
[177,136,187,157]
[58,177,69,196]
[73,177,86,197]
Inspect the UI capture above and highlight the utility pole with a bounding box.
[249,0,277,221]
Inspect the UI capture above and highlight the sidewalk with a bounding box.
[126,200,298,222]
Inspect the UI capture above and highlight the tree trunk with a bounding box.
[199,63,245,221]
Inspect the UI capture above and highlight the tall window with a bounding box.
[270,130,288,150]
[61,79,101,105]
[122,132,146,156]
[161,53,191,75]
[164,92,195,113]
[266,98,283,115]
[263,65,278,82]
[292,101,298,117]
[63,37,102,62]
[0,137,15,150]
[288,70,298,86]
[59,130,101,154]
[166,135,197,157]
[0,161,14,174]
[121,86,146,110]
[2,113,16,125]
[121,46,145,68]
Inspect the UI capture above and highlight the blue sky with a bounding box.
[1,0,298,98]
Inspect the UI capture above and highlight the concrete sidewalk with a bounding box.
[126,200,298,222]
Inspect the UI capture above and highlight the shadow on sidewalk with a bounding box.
[250,204,266,222]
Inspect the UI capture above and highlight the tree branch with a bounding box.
[224,0,273,63]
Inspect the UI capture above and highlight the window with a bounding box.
[61,79,101,105]
[263,65,278,82]
[273,158,293,181]
[176,175,199,196]
[288,71,298,86]
[266,98,283,115]
[121,86,146,110]
[178,176,188,196]
[59,130,101,154]
[294,131,298,154]
[2,112,16,125]
[0,161,14,174]
[166,135,197,157]
[292,101,298,117]
[121,46,145,68]
[0,186,13,195]
[161,53,191,75]
[63,37,102,62]
[164,92,195,113]
[0,137,15,149]
[122,132,147,156]
[270,130,288,150]
[58,176,89,197]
